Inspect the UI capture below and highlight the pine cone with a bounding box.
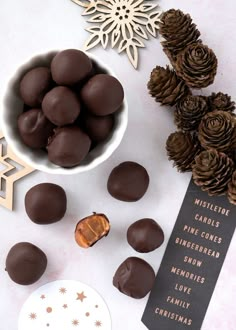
[209,92,235,112]
[198,110,236,152]
[175,43,218,89]
[160,9,201,62]
[175,95,209,131]
[148,66,190,106]
[227,170,236,205]
[192,149,234,196]
[166,131,200,172]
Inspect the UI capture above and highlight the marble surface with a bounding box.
[0,0,235,329]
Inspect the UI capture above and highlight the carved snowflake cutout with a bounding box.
[71,0,162,68]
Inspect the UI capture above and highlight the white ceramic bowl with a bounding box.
[1,50,128,174]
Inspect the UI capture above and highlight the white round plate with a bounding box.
[18,280,111,330]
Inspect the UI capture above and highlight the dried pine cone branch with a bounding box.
[198,110,236,152]
[175,95,209,131]
[175,42,218,89]
[166,131,200,172]
[147,66,190,106]
[192,149,234,196]
[228,170,236,205]
[160,9,201,62]
[209,92,235,112]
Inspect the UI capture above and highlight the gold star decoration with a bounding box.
[29,313,37,320]
[0,131,35,210]
[76,291,87,302]
[72,319,79,326]
[95,320,102,327]
[59,287,67,294]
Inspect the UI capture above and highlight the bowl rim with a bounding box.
[1,50,128,175]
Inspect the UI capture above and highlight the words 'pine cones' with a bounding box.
[148,66,190,106]
[166,131,200,172]
[160,9,201,62]
[175,95,208,131]
[175,43,218,89]
[198,110,236,152]
[192,150,234,196]
[209,92,235,113]
[228,170,236,205]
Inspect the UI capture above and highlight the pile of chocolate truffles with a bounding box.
[17,49,124,168]
[5,162,164,300]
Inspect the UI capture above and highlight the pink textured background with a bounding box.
[0,0,235,329]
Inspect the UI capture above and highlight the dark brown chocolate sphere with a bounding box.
[127,218,164,253]
[25,183,67,224]
[19,67,52,107]
[47,126,91,167]
[80,74,124,116]
[18,109,54,149]
[113,257,155,299]
[42,86,80,126]
[51,49,92,85]
[5,242,47,285]
[84,113,114,143]
[107,162,149,202]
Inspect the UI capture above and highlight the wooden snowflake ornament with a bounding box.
[71,0,162,68]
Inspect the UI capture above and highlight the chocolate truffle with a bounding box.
[84,113,114,143]
[80,74,124,116]
[107,161,149,202]
[127,218,164,253]
[113,257,155,299]
[5,242,47,285]
[75,213,110,248]
[42,86,80,126]
[25,183,67,224]
[47,126,91,167]
[18,109,54,149]
[20,67,52,107]
[51,49,92,85]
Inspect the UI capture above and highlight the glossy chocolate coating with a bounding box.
[20,67,52,107]
[51,49,92,85]
[5,242,47,285]
[84,113,114,143]
[127,218,164,253]
[18,109,54,148]
[25,183,67,224]
[47,126,91,167]
[107,161,149,202]
[80,74,124,116]
[113,257,155,299]
[42,86,80,126]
